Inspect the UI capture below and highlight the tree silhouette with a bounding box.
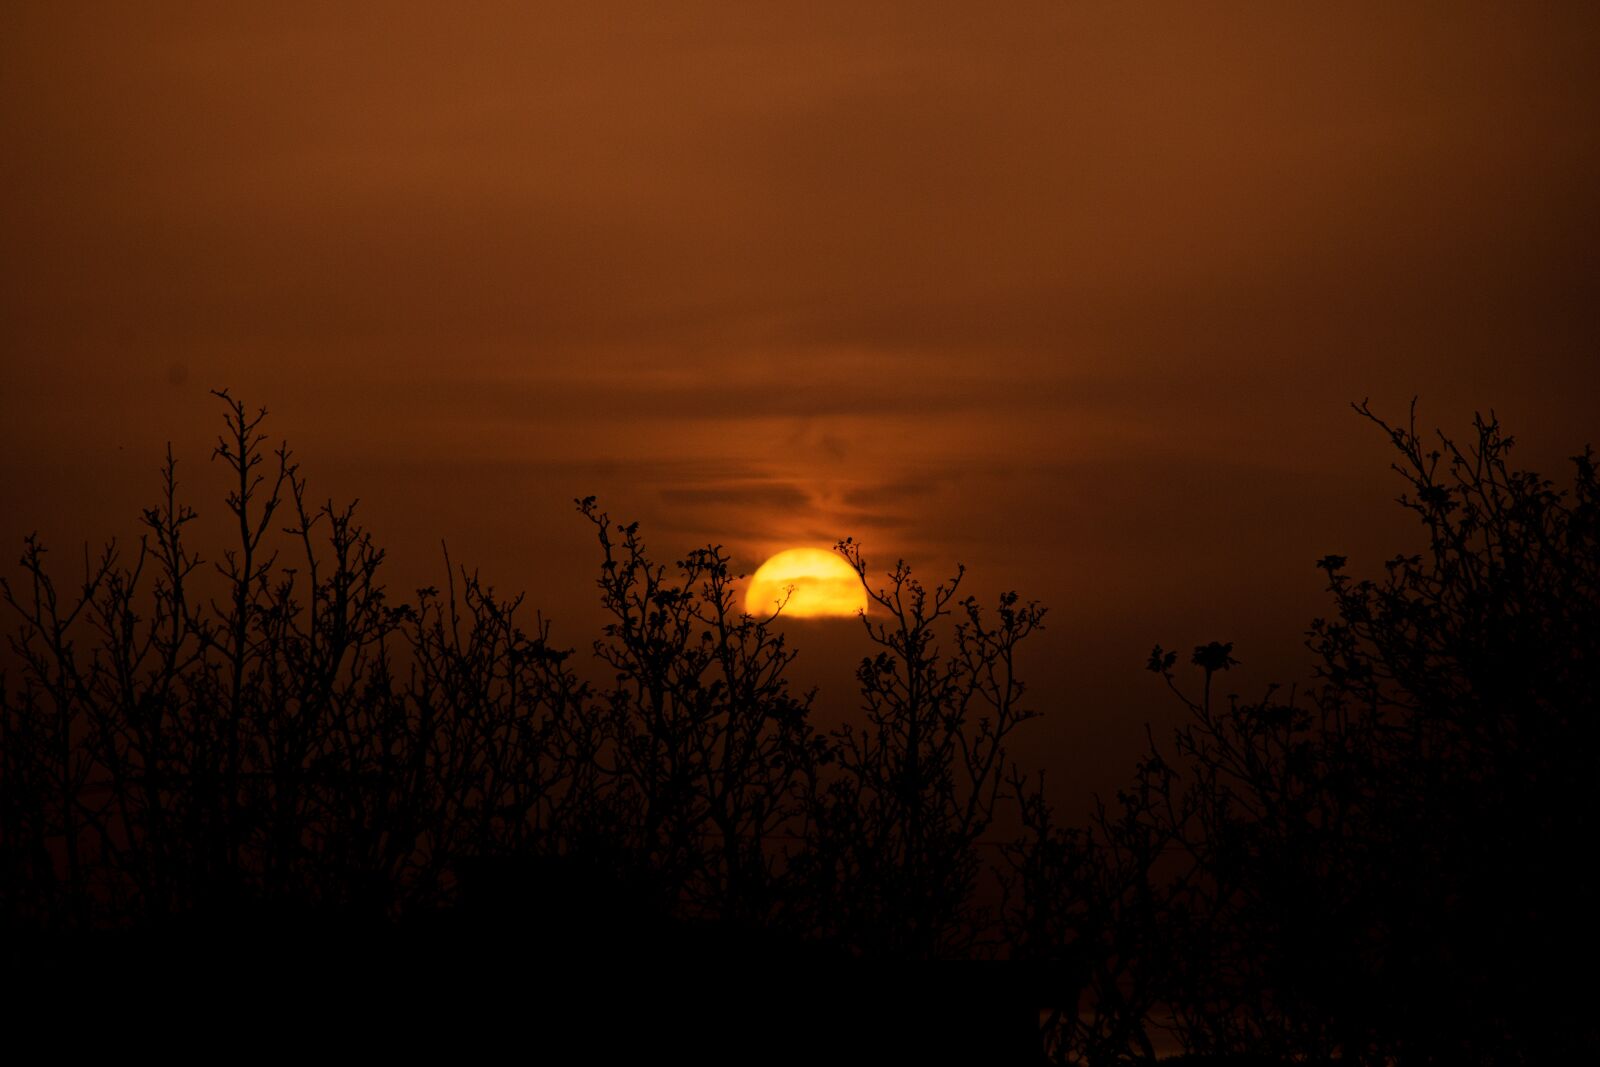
[794,543,1046,957]
[1010,401,1600,1064]
[0,391,1048,977]
[574,497,828,932]
[6,390,1593,1062]
[0,392,601,931]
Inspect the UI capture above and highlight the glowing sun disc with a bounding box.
[744,548,867,619]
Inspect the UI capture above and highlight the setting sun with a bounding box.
[744,548,867,618]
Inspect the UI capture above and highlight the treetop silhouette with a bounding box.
[3,391,1595,1063]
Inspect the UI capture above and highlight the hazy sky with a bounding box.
[4,3,1597,799]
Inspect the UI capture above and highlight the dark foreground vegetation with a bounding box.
[2,393,1596,1063]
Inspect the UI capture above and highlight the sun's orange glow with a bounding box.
[744,548,867,619]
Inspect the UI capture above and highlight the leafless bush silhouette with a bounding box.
[575,497,828,931]
[0,392,601,930]
[6,391,1592,1063]
[0,391,1045,972]
[1008,403,1600,1064]
[795,545,1046,957]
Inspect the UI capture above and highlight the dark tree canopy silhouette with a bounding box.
[1007,402,1600,1065]
[795,542,1044,957]
[0,392,1041,959]
[2,392,1595,1063]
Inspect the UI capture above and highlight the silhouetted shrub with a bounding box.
[0,393,600,929]
[14,389,1588,1061]
[0,392,1045,971]
[575,497,829,929]
[793,544,1045,957]
[1010,403,1600,1064]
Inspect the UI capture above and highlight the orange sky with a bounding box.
[4,3,1597,800]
